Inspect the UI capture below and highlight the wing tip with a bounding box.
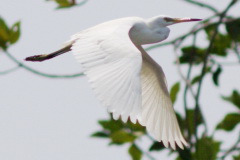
[149,132,188,150]
[161,139,188,150]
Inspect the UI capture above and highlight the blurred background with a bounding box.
[0,0,239,160]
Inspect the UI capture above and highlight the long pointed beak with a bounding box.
[172,18,202,23]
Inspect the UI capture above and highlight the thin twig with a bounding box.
[183,64,193,141]
[183,34,196,147]
[146,134,155,142]
[173,48,196,99]
[0,66,20,75]
[183,0,219,14]
[234,41,240,62]
[210,58,240,66]
[5,51,84,78]
[134,142,156,160]
[194,0,238,139]
[170,29,197,99]
[219,133,240,160]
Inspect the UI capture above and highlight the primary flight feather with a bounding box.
[26,15,201,150]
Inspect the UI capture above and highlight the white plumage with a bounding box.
[26,15,201,150]
[69,16,199,149]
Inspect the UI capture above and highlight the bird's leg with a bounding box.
[25,45,72,62]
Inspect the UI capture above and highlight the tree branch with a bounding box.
[0,66,20,75]
[183,34,196,147]
[209,57,240,66]
[219,133,240,160]
[183,0,219,14]
[134,142,156,160]
[234,41,240,62]
[173,46,196,100]
[194,0,238,139]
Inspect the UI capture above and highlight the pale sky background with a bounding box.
[0,0,239,160]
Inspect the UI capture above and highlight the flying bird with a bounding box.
[25,15,201,150]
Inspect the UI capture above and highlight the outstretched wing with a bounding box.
[70,17,187,150]
[71,18,144,123]
[138,46,187,150]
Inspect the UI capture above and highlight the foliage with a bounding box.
[217,90,240,131]
[195,136,221,160]
[46,0,87,9]
[91,115,145,146]
[149,141,165,151]
[226,18,240,42]
[222,90,240,109]
[1,0,240,160]
[216,113,240,131]
[129,144,142,160]
[90,1,240,159]
[170,82,181,104]
[0,17,20,50]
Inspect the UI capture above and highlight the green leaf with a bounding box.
[191,68,211,86]
[149,141,165,151]
[186,109,203,136]
[176,156,182,160]
[95,115,145,143]
[128,144,142,160]
[56,0,73,6]
[211,34,231,56]
[191,75,201,85]
[226,18,240,42]
[233,154,240,160]
[0,17,10,41]
[179,46,206,64]
[0,38,7,50]
[0,17,10,50]
[212,65,222,86]
[216,113,240,131]
[0,17,21,50]
[125,121,145,133]
[98,119,124,132]
[91,131,109,138]
[222,90,240,109]
[205,24,217,38]
[47,0,77,9]
[175,112,185,133]
[195,136,221,160]
[110,130,136,144]
[176,147,192,160]
[9,21,21,44]
[205,24,231,56]
[170,82,180,104]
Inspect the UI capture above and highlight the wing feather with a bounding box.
[70,17,187,150]
[137,46,187,149]
[71,18,144,124]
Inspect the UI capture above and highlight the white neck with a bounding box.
[129,20,170,45]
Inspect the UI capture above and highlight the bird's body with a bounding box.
[25,15,201,150]
[68,17,170,46]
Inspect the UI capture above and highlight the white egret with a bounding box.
[26,15,201,150]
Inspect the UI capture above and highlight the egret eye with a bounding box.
[164,17,173,22]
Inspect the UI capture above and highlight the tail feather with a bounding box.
[25,45,72,62]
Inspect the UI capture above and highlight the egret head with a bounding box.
[148,15,202,27]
